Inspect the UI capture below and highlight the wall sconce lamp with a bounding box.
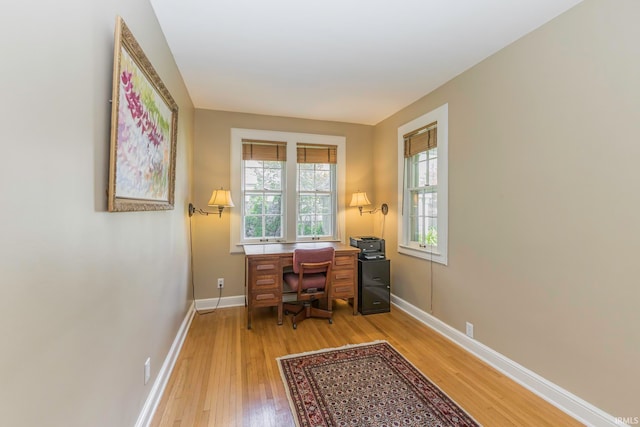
[350,191,388,216]
[188,188,235,218]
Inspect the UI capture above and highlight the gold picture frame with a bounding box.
[108,16,178,212]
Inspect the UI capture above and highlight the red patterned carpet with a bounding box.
[278,341,480,427]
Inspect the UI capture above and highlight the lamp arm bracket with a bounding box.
[188,203,226,218]
[188,203,214,217]
[362,203,389,216]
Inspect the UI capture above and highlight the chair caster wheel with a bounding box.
[293,323,297,330]
[284,310,289,315]
[329,318,333,324]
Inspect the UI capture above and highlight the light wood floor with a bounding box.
[151,301,583,427]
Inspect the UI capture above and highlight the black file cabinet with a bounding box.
[358,259,391,315]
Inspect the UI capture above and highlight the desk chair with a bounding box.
[282,247,334,329]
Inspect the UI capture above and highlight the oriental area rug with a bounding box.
[277,341,480,427]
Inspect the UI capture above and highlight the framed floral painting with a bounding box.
[108,16,178,212]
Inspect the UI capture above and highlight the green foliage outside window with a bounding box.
[421,226,438,246]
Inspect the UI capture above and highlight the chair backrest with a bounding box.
[292,247,335,274]
[284,247,335,297]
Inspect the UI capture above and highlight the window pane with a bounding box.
[297,214,332,237]
[316,194,331,214]
[264,168,282,190]
[264,216,281,238]
[298,170,315,191]
[245,195,263,215]
[244,216,262,238]
[417,191,425,217]
[316,215,332,236]
[426,217,438,246]
[410,190,419,212]
[298,194,314,214]
[410,158,418,188]
[244,167,262,190]
[408,188,438,246]
[418,160,427,187]
[264,195,281,214]
[428,158,437,186]
[316,163,330,171]
[315,169,331,191]
[427,191,437,216]
[297,215,314,236]
[409,214,420,242]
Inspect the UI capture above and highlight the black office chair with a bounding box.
[282,247,334,329]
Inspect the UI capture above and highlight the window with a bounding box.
[397,104,448,264]
[242,140,285,242]
[230,129,346,252]
[297,144,337,240]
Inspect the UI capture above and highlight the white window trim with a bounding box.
[230,128,346,253]
[397,103,448,265]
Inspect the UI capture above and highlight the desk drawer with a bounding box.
[250,291,280,307]
[252,274,280,291]
[250,258,280,275]
[332,270,355,298]
[334,254,355,270]
[249,258,281,291]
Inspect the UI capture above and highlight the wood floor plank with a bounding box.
[151,301,583,427]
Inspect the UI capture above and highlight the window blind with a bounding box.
[296,143,337,164]
[404,122,437,158]
[242,139,287,161]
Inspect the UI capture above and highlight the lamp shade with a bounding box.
[208,189,235,207]
[349,191,371,207]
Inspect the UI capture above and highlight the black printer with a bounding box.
[349,236,386,260]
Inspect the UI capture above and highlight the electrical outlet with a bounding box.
[144,357,151,385]
[217,278,224,289]
[465,322,474,339]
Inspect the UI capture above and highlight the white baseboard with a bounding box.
[134,302,195,427]
[390,294,625,427]
[195,295,245,310]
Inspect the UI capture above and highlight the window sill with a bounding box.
[398,244,447,265]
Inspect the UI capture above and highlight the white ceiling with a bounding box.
[150,0,582,125]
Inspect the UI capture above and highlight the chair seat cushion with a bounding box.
[283,272,327,291]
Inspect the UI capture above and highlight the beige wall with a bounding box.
[3,0,634,423]
[192,110,375,299]
[0,1,194,427]
[374,0,639,416]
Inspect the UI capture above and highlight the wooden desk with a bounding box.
[244,242,360,329]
